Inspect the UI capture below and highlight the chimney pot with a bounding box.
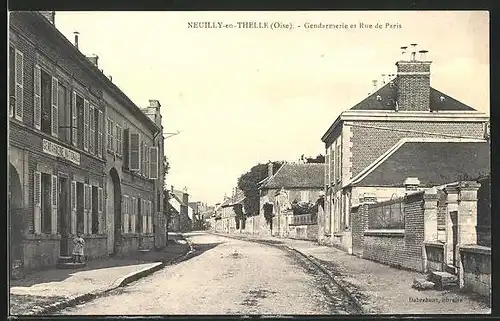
[268,161,273,178]
[171,185,174,193]
[73,31,80,49]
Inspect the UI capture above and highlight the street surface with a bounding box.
[58,231,356,315]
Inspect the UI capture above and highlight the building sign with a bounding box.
[42,139,81,165]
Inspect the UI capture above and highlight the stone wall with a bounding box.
[83,235,108,260]
[424,242,445,272]
[459,245,491,301]
[22,235,60,271]
[288,224,318,241]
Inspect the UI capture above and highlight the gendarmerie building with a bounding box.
[8,11,166,274]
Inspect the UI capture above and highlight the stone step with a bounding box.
[57,262,86,269]
[58,256,74,264]
[429,271,458,290]
[412,278,435,291]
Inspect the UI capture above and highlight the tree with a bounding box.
[237,161,283,217]
[302,154,325,164]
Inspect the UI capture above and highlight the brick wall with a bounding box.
[351,121,485,177]
[351,205,366,256]
[352,191,427,272]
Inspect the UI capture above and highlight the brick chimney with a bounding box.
[395,44,432,111]
[268,161,273,178]
[39,11,55,25]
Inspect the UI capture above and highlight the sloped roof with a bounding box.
[352,140,490,187]
[350,78,476,111]
[170,190,186,206]
[166,201,179,214]
[261,163,324,189]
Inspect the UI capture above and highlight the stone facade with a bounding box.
[9,12,165,273]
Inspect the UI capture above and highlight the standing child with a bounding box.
[72,231,85,263]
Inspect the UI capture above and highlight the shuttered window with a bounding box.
[14,49,24,121]
[97,110,103,157]
[107,118,114,152]
[149,200,153,233]
[140,141,145,176]
[83,100,90,151]
[51,77,58,137]
[131,197,136,233]
[115,124,122,156]
[34,65,42,130]
[130,133,140,171]
[33,171,42,234]
[123,195,129,233]
[149,147,158,179]
[89,105,95,154]
[98,187,103,234]
[123,128,130,168]
[71,181,77,234]
[336,142,341,182]
[51,175,58,234]
[71,91,77,146]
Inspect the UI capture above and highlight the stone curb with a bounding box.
[211,232,369,314]
[24,236,193,316]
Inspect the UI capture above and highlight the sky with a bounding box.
[53,11,490,205]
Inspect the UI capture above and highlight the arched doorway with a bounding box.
[9,164,23,269]
[106,168,121,255]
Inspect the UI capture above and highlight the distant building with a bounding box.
[168,186,191,232]
[258,162,324,238]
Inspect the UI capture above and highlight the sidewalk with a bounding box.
[10,240,191,316]
[215,232,491,315]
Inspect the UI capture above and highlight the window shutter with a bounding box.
[130,133,140,171]
[115,125,122,156]
[140,141,144,176]
[71,181,77,234]
[98,110,103,157]
[15,50,24,121]
[144,143,147,176]
[71,92,77,146]
[123,195,129,233]
[98,187,103,234]
[88,185,93,234]
[51,77,58,137]
[83,184,88,234]
[34,65,41,129]
[149,200,153,233]
[331,146,335,184]
[149,147,158,179]
[51,175,58,234]
[123,128,130,168]
[336,143,341,182]
[33,171,42,234]
[131,197,136,233]
[84,100,89,151]
[89,106,95,154]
